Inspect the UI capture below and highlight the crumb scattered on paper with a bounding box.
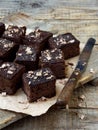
[90,68,95,73]
[78,113,85,120]
[57,78,68,85]
[1,92,7,97]
[18,101,28,104]
[37,97,47,102]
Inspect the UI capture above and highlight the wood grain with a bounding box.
[1,0,98,20]
[2,107,98,130]
[0,110,25,129]
[0,0,98,129]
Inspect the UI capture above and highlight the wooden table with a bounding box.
[1,0,98,129]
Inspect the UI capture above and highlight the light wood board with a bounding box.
[0,0,98,129]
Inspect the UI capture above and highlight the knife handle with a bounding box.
[57,80,76,106]
[56,70,81,106]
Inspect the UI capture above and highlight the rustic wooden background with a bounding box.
[1,0,98,130]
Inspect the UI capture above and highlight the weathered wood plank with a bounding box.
[0,0,98,129]
[1,11,98,129]
[0,110,25,129]
[70,84,98,108]
[2,108,98,130]
[0,0,98,20]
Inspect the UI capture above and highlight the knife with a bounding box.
[56,38,96,106]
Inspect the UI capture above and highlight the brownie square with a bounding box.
[0,22,5,37]
[22,68,56,102]
[0,62,25,95]
[3,25,26,44]
[40,49,65,78]
[48,33,80,59]
[0,38,18,61]
[15,45,38,71]
[23,28,53,54]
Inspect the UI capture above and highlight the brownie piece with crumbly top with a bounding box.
[39,49,65,78]
[0,38,18,61]
[48,33,80,59]
[22,68,56,102]
[15,45,38,71]
[3,25,26,44]
[0,22,5,37]
[0,62,25,94]
[23,28,53,54]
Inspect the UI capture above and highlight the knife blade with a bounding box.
[56,38,96,106]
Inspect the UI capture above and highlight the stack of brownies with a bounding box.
[0,22,80,102]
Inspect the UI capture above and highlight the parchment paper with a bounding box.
[0,28,69,117]
[0,27,97,117]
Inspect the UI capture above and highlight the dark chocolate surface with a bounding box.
[0,62,24,79]
[49,33,80,48]
[0,38,16,57]
[49,33,80,59]
[3,25,26,43]
[15,45,37,61]
[23,68,56,86]
[40,49,64,63]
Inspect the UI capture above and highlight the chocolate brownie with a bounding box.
[48,33,80,59]
[22,68,56,102]
[39,49,65,78]
[0,62,25,95]
[3,25,26,44]
[0,22,5,37]
[23,28,53,54]
[0,38,18,61]
[15,45,38,71]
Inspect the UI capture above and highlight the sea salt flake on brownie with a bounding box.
[68,39,75,43]
[7,70,13,74]
[18,53,22,56]
[0,63,10,69]
[25,47,33,54]
[28,81,31,85]
[36,70,42,76]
